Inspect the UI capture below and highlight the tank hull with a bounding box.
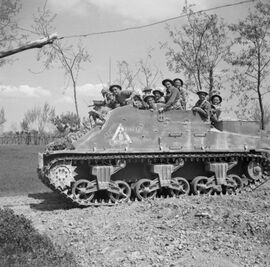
[38,106,270,206]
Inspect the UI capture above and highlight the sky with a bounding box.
[0,0,256,130]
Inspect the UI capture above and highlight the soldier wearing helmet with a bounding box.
[173,78,186,110]
[144,94,157,111]
[109,84,134,107]
[192,90,211,121]
[159,79,182,113]
[132,93,145,109]
[210,93,222,123]
[88,100,109,126]
[153,88,165,104]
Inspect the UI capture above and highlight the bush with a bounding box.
[0,208,78,267]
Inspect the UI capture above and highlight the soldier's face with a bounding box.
[106,93,114,100]
[147,97,155,106]
[198,93,207,100]
[212,96,220,105]
[134,100,143,108]
[111,87,121,95]
[154,92,161,99]
[164,82,172,89]
[174,80,182,87]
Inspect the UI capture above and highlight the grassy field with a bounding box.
[0,145,50,197]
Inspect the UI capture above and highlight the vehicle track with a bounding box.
[39,151,270,207]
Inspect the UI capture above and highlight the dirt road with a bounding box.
[1,186,270,267]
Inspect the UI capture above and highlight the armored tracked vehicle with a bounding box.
[38,106,270,206]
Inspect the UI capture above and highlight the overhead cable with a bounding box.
[59,0,254,39]
[17,0,254,40]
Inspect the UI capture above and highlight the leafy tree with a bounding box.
[0,0,23,66]
[253,104,270,127]
[0,107,6,126]
[228,0,270,130]
[116,60,138,90]
[32,3,90,119]
[164,5,228,94]
[137,48,163,89]
[20,103,55,133]
[52,112,80,135]
[0,1,55,62]
[0,107,6,134]
[115,49,163,90]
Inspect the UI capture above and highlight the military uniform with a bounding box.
[178,89,186,110]
[144,94,157,110]
[164,86,182,111]
[115,89,134,106]
[173,78,186,110]
[210,94,222,123]
[192,99,211,121]
[88,100,109,126]
[210,104,221,123]
[153,89,166,104]
[132,93,145,109]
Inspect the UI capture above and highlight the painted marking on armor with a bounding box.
[111,123,132,145]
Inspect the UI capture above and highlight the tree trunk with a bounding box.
[209,67,213,95]
[257,48,264,130]
[71,74,80,123]
[257,80,264,130]
[197,68,202,90]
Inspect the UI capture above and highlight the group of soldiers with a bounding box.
[88,78,222,126]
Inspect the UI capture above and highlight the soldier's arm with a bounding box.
[198,101,211,118]
[164,88,178,110]
[180,91,187,108]
[122,89,136,104]
[192,101,199,110]
[122,89,133,97]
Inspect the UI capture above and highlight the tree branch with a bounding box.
[0,33,57,59]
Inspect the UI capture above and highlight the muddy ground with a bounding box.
[1,186,270,267]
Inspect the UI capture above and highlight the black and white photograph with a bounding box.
[0,0,270,266]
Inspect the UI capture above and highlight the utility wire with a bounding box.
[59,0,254,39]
[16,0,254,40]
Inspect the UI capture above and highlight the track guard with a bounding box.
[206,161,237,185]
[91,160,126,190]
[150,160,185,187]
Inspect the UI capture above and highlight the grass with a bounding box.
[0,208,78,267]
[0,146,79,266]
[0,145,50,197]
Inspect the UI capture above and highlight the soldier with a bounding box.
[173,78,186,110]
[101,87,109,98]
[141,88,152,109]
[153,88,165,103]
[142,87,152,96]
[192,90,211,121]
[210,93,222,123]
[159,79,182,112]
[132,93,145,109]
[88,100,109,126]
[143,94,157,111]
[104,91,119,109]
[109,84,134,106]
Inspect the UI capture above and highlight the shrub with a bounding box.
[0,208,78,267]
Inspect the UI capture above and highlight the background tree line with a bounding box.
[1,0,270,132]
